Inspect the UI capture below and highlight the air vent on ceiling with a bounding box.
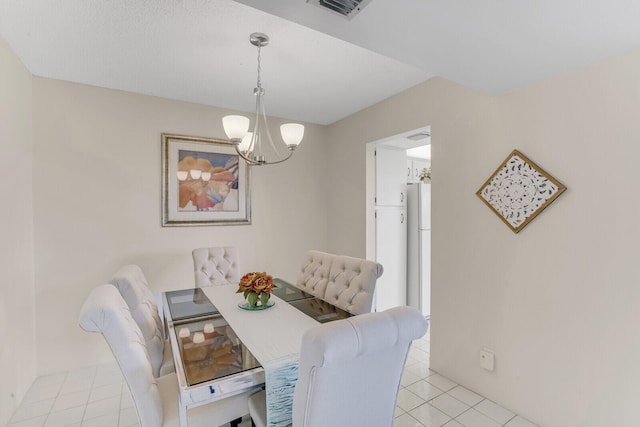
[307,0,373,20]
[406,131,431,142]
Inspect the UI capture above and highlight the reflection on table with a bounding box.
[166,288,218,321]
[288,297,352,323]
[270,278,314,303]
[175,316,260,386]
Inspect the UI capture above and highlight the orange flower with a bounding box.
[237,272,274,296]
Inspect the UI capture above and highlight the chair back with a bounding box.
[323,254,383,315]
[292,306,428,427]
[79,284,162,427]
[192,246,240,287]
[295,250,333,299]
[109,265,165,378]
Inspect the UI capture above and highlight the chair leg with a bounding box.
[230,417,243,427]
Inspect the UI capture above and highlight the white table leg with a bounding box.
[179,404,187,427]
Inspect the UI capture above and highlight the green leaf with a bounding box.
[247,291,258,307]
[260,292,270,307]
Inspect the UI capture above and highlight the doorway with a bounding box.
[365,126,431,314]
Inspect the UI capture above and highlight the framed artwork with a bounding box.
[161,133,251,226]
[476,150,566,233]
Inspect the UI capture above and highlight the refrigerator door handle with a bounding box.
[401,213,405,224]
[400,192,404,203]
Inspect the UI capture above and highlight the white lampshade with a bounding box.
[176,171,188,181]
[193,332,205,344]
[201,171,211,181]
[238,132,253,153]
[190,169,202,179]
[280,123,304,148]
[223,115,250,142]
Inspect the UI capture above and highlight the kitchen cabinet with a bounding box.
[374,206,407,311]
[407,158,430,183]
[375,147,407,206]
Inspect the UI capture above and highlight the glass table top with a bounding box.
[165,283,351,388]
[173,315,261,386]
[166,288,218,321]
[288,297,353,323]
[270,278,315,303]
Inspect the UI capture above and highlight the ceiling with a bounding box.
[1,1,639,126]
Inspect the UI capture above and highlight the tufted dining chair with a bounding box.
[192,246,240,287]
[79,284,252,427]
[247,306,428,427]
[109,264,174,378]
[295,250,334,299]
[323,254,383,315]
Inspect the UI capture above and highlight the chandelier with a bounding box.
[222,32,305,166]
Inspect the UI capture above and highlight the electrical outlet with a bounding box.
[479,348,495,371]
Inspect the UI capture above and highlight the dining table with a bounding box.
[162,279,353,427]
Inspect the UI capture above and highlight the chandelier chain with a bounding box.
[256,44,262,89]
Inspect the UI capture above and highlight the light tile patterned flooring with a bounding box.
[8,333,538,427]
[393,335,537,427]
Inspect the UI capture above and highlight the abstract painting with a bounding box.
[162,133,250,226]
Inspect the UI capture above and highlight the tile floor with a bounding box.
[7,332,538,427]
[392,335,538,427]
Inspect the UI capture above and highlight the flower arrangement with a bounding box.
[237,272,274,307]
[419,167,431,183]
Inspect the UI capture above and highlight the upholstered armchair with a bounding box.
[109,264,174,378]
[247,306,428,427]
[192,246,240,287]
[79,284,252,427]
[295,250,383,315]
[323,254,383,315]
[294,250,334,299]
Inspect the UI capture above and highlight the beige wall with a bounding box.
[326,52,640,426]
[326,77,499,257]
[7,28,640,426]
[32,78,329,374]
[0,38,36,425]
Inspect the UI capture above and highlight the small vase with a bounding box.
[246,291,259,308]
[245,291,271,308]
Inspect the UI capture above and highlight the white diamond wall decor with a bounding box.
[476,150,566,233]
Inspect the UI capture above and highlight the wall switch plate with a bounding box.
[480,348,495,371]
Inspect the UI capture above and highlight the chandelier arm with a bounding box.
[258,95,287,162]
[256,150,294,165]
[234,144,293,166]
[234,146,263,165]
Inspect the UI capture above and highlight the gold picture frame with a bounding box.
[476,150,566,233]
[161,133,251,226]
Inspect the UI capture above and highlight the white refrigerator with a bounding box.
[406,182,431,318]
